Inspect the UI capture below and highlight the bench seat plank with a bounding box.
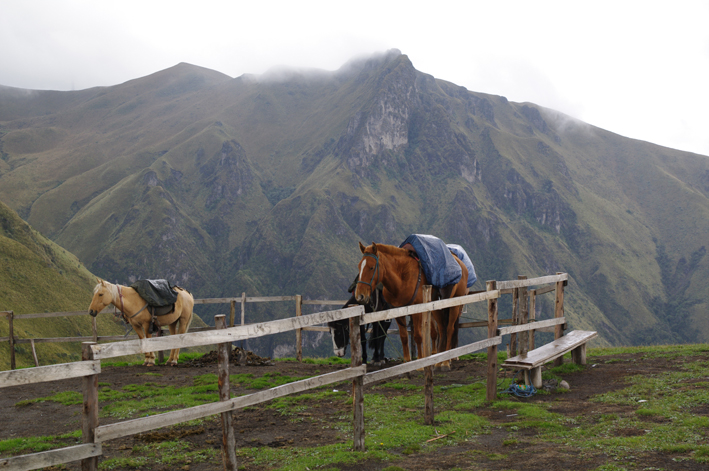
[503,330,597,369]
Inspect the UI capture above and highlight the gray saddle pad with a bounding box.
[130,279,178,307]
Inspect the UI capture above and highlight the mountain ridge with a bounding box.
[1,50,707,357]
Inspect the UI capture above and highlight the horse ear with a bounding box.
[359,241,366,253]
[371,242,378,254]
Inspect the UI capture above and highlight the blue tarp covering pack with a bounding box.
[399,234,463,289]
[446,244,477,288]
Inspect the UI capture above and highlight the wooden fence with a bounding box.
[0,273,569,471]
[0,294,350,369]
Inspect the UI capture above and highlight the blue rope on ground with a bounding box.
[500,383,537,397]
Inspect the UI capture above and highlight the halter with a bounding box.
[357,252,422,307]
[356,253,380,290]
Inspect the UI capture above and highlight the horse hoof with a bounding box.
[168,361,178,366]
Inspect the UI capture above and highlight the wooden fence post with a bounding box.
[295,295,303,362]
[81,342,99,471]
[240,292,246,349]
[229,300,236,327]
[216,315,237,471]
[422,286,434,425]
[529,290,537,351]
[511,288,518,355]
[518,276,528,357]
[9,311,16,370]
[350,313,365,451]
[91,316,98,343]
[486,281,498,402]
[553,272,565,367]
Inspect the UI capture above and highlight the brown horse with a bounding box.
[88,279,194,366]
[354,242,468,370]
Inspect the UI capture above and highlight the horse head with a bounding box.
[355,242,381,304]
[88,278,114,317]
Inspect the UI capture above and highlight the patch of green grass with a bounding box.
[0,431,81,454]
[16,390,83,406]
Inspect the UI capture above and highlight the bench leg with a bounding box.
[531,367,542,389]
[571,343,587,365]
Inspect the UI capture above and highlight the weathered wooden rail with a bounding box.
[0,273,580,471]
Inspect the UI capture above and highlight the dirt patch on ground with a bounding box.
[1,349,708,470]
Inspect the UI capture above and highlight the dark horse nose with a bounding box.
[89,310,97,317]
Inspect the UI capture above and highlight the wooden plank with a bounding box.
[350,313,365,451]
[216,316,237,470]
[81,342,99,471]
[301,300,348,305]
[503,331,597,369]
[531,285,555,296]
[301,326,330,332]
[496,273,568,290]
[486,281,498,402]
[0,360,101,388]
[14,336,97,344]
[94,365,366,442]
[0,443,101,471]
[363,337,501,385]
[361,290,500,325]
[553,273,566,367]
[422,286,434,426]
[295,295,303,362]
[14,308,111,319]
[91,305,364,360]
[498,317,565,336]
[9,311,15,371]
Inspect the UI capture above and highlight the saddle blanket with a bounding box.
[130,279,178,308]
[399,234,462,288]
[446,244,478,288]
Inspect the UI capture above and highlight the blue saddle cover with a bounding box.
[399,234,462,288]
[447,244,477,288]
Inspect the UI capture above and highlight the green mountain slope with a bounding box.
[1,50,708,357]
[0,200,123,369]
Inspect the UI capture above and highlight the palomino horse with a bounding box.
[88,279,194,366]
[354,242,468,370]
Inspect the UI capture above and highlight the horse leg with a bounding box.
[140,325,156,366]
[166,322,179,366]
[371,322,384,365]
[166,309,192,366]
[395,317,411,362]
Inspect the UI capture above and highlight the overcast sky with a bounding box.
[1,0,708,156]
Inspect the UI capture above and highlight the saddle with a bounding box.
[130,279,179,334]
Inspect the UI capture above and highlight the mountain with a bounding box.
[0,200,123,368]
[1,50,708,357]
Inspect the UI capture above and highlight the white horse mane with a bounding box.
[94,281,119,301]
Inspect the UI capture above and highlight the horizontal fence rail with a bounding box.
[0,360,101,388]
[89,305,365,360]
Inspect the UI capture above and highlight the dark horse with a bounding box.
[328,287,392,365]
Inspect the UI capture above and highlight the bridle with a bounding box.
[357,252,422,307]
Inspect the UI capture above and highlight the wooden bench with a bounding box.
[502,330,598,388]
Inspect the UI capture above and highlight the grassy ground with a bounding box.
[2,345,709,470]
